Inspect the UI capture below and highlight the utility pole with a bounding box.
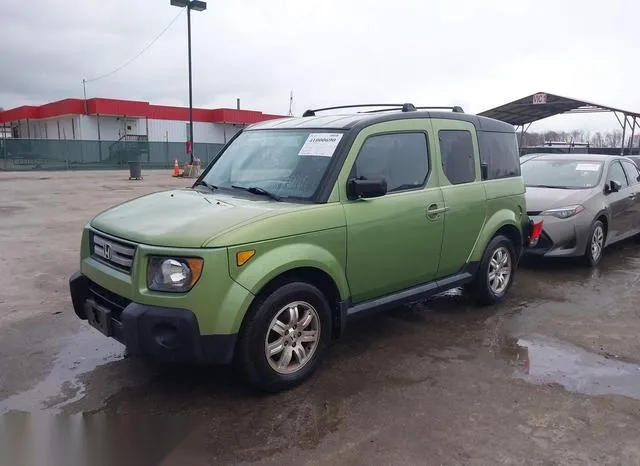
[170,0,207,165]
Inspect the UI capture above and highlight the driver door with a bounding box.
[604,160,632,243]
[340,121,445,303]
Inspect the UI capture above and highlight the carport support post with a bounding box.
[629,117,636,155]
[620,113,627,155]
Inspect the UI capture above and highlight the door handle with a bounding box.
[426,204,448,218]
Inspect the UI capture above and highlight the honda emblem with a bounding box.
[103,243,112,260]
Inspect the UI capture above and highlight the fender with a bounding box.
[227,239,350,330]
[468,208,522,262]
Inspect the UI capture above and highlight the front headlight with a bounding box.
[540,204,585,219]
[147,256,204,292]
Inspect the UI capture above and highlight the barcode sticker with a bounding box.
[575,163,600,172]
[298,133,343,157]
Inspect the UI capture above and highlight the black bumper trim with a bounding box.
[69,272,236,365]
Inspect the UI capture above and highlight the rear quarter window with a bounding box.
[478,131,521,180]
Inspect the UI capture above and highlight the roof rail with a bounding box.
[302,103,463,117]
[415,106,465,113]
[363,105,465,114]
[302,103,419,117]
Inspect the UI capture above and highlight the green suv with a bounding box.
[69,103,534,392]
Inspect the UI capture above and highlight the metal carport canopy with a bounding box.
[478,92,640,154]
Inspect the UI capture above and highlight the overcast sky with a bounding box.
[1,0,637,132]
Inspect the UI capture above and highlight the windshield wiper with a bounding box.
[194,180,218,191]
[527,184,572,189]
[231,185,281,201]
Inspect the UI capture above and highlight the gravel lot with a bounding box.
[2,170,640,466]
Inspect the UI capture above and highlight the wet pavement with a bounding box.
[2,171,640,465]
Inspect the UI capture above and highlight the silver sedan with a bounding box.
[521,153,640,266]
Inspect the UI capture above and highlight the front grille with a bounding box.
[91,232,137,274]
[527,211,542,216]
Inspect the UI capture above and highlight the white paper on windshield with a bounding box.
[575,163,601,171]
[298,133,343,157]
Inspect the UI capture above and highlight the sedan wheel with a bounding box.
[583,220,605,267]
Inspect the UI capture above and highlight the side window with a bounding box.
[477,131,521,180]
[439,130,475,185]
[622,161,640,185]
[608,161,629,188]
[352,132,429,193]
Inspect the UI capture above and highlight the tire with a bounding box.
[235,281,332,393]
[466,235,517,306]
[582,220,605,267]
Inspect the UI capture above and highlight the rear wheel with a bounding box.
[466,235,516,306]
[235,281,331,392]
[582,220,605,267]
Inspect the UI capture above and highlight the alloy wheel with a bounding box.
[591,224,604,262]
[488,246,512,295]
[264,301,321,374]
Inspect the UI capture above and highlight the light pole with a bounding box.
[170,0,207,165]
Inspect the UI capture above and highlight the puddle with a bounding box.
[0,330,124,414]
[500,334,640,400]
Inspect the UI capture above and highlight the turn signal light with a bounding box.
[236,249,256,267]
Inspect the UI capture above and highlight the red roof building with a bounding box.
[0,97,285,144]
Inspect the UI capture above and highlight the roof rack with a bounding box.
[301,103,464,117]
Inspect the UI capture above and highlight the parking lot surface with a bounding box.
[1,170,640,466]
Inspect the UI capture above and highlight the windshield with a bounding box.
[521,159,603,189]
[200,129,344,201]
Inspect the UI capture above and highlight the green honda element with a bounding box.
[69,103,535,392]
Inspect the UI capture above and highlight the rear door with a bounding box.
[604,160,633,243]
[621,159,640,236]
[431,119,487,278]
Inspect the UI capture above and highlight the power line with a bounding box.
[84,8,185,84]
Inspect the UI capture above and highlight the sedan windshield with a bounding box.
[521,159,603,189]
[200,129,344,201]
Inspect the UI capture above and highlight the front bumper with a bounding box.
[523,213,592,257]
[69,272,236,365]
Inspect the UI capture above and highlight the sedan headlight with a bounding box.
[147,257,203,292]
[540,204,585,219]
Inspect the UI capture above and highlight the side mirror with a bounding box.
[480,163,489,180]
[605,180,622,193]
[347,176,387,199]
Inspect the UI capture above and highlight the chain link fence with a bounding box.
[0,139,225,171]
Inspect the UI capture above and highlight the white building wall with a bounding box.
[58,117,76,140]
[10,115,244,143]
[147,119,185,142]
[45,119,59,139]
[90,116,122,141]
[78,115,98,140]
[146,120,243,143]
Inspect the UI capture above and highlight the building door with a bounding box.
[124,119,138,136]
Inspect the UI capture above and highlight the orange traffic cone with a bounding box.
[172,159,180,177]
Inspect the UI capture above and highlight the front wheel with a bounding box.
[235,281,331,392]
[466,235,516,306]
[582,220,605,267]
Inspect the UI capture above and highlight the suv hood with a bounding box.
[525,186,594,213]
[90,188,295,247]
